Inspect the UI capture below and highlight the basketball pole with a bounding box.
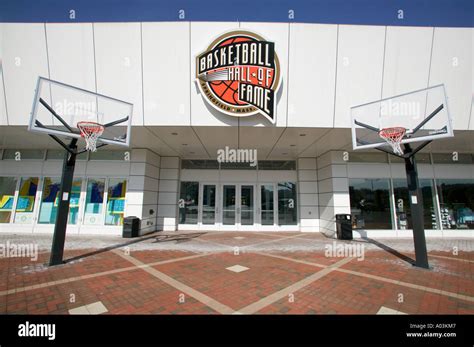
[49,139,78,266]
[403,143,429,269]
[34,87,130,266]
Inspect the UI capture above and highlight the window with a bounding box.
[392,178,439,230]
[349,152,388,163]
[432,153,473,165]
[390,153,431,164]
[3,149,44,160]
[258,161,296,170]
[220,162,257,170]
[349,178,392,229]
[278,182,297,225]
[179,182,199,224]
[436,179,474,230]
[392,179,410,229]
[83,178,105,225]
[38,177,60,224]
[38,177,82,224]
[181,160,219,169]
[46,149,88,161]
[420,179,440,230]
[106,178,127,225]
[0,177,17,223]
[14,177,39,224]
[89,151,128,161]
[69,179,82,224]
[180,160,296,170]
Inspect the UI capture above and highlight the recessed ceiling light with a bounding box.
[299,134,306,137]
[171,132,178,135]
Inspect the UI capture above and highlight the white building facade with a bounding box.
[0,1,472,237]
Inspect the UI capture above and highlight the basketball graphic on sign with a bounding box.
[208,36,254,106]
[196,30,281,123]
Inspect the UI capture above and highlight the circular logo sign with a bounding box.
[196,30,281,123]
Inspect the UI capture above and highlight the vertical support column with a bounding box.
[127,149,160,236]
[49,139,77,266]
[141,151,161,234]
[157,157,180,231]
[317,151,350,238]
[297,158,319,232]
[403,144,429,269]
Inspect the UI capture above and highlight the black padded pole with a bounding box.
[403,144,429,269]
[39,98,76,133]
[103,116,129,128]
[411,104,444,134]
[49,138,78,266]
[354,120,380,133]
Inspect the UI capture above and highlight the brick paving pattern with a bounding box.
[0,231,472,314]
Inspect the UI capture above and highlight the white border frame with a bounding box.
[29,76,133,148]
[351,84,454,151]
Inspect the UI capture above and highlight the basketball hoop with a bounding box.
[77,121,104,152]
[379,127,406,156]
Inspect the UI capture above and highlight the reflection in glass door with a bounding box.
[260,184,274,225]
[15,177,39,224]
[222,185,236,225]
[0,177,17,223]
[179,182,199,224]
[202,184,216,224]
[84,178,105,225]
[183,182,297,230]
[278,182,297,225]
[240,185,254,225]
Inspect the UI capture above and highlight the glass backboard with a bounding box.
[29,77,133,148]
[351,84,453,152]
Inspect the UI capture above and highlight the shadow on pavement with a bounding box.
[63,231,209,264]
[153,232,208,244]
[362,237,415,266]
[320,232,415,266]
[63,232,161,264]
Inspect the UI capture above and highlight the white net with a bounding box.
[379,127,406,156]
[77,122,104,152]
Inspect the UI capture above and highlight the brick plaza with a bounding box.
[0,231,473,315]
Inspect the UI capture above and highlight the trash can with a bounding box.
[335,214,352,240]
[123,216,140,238]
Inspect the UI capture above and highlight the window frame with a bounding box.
[13,176,41,224]
[0,175,21,224]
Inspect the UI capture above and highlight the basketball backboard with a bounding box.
[351,84,453,153]
[29,77,133,148]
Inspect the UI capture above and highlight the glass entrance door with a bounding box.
[219,184,255,230]
[260,184,275,226]
[240,185,254,226]
[180,181,297,231]
[202,184,216,225]
[222,185,236,226]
